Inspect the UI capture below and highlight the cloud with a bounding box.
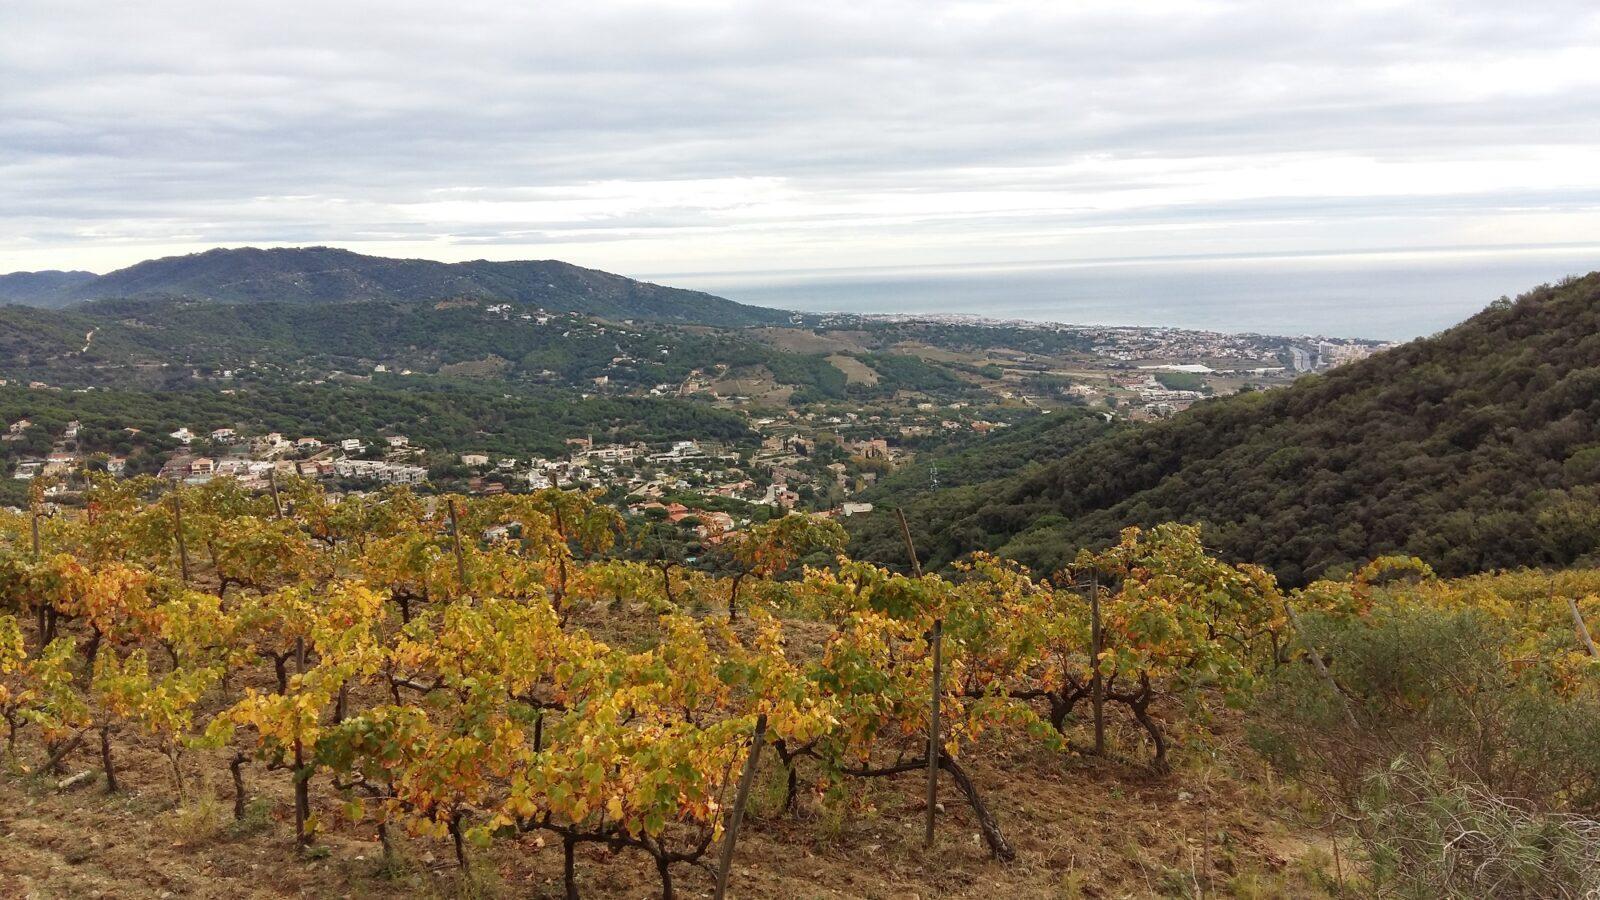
[1,0,1598,275]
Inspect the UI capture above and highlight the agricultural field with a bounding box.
[3,478,1598,897]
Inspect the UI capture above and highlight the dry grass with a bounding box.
[0,600,1344,898]
[825,354,880,386]
[703,366,796,403]
[751,328,872,354]
[0,704,1344,899]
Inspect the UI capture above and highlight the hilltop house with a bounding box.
[849,438,891,459]
[255,433,292,457]
[44,453,79,477]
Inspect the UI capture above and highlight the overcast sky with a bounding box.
[3,0,1599,279]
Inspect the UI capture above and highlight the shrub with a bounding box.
[1358,760,1600,899]
[1252,602,1600,810]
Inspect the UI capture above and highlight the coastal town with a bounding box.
[2,312,1390,534]
[4,412,899,535]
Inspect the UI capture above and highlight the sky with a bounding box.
[3,0,1600,282]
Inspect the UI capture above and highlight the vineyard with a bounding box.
[3,476,1599,897]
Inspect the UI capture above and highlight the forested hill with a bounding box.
[0,269,96,304]
[859,273,1600,586]
[0,246,790,326]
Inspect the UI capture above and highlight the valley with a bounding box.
[2,249,1598,899]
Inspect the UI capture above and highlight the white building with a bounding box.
[333,459,428,486]
[583,445,639,463]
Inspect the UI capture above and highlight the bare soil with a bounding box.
[1,717,1343,899]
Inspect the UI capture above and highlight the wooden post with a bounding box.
[1089,577,1106,755]
[1568,596,1599,658]
[447,497,467,593]
[32,511,45,643]
[714,713,768,900]
[1283,601,1356,728]
[925,617,942,848]
[172,494,190,585]
[893,506,941,846]
[895,508,923,578]
[268,469,283,519]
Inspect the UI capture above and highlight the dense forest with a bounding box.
[857,274,1600,585]
[0,246,790,326]
[0,296,985,401]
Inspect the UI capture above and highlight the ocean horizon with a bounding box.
[669,248,1600,342]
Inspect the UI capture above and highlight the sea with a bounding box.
[668,247,1600,342]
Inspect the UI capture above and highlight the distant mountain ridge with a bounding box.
[0,270,98,305]
[0,246,789,326]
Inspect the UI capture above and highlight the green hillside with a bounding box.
[0,296,981,402]
[857,273,1600,585]
[0,270,96,306]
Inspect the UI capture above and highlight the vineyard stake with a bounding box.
[925,617,942,849]
[895,507,922,578]
[714,713,767,900]
[1282,602,1356,728]
[269,469,283,518]
[32,511,45,641]
[447,497,468,593]
[1568,596,1599,658]
[895,506,940,847]
[1090,577,1106,755]
[172,493,190,585]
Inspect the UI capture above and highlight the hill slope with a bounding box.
[0,296,966,402]
[0,270,97,307]
[859,273,1600,585]
[0,246,789,326]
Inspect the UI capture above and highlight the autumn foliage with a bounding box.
[2,478,1596,896]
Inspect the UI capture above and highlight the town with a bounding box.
[2,311,1390,532]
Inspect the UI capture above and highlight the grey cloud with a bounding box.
[2,0,1598,272]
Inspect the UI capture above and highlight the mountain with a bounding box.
[0,293,980,403]
[0,247,789,326]
[855,273,1600,585]
[0,270,97,307]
